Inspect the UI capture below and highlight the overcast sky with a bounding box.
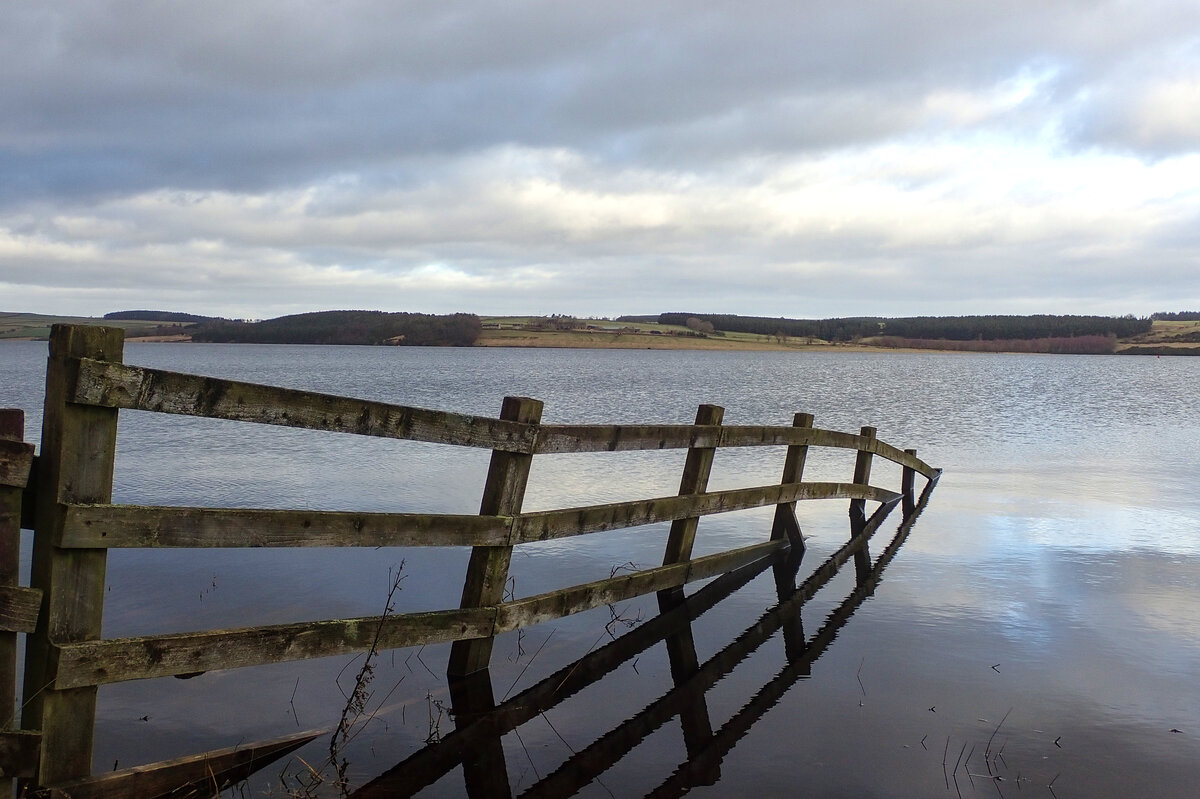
[3,1,1199,320]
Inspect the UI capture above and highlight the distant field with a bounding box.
[477,317,834,350]
[1114,319,1200,350]
[0,312,194,340]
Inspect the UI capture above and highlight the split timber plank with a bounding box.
[512,483,900,543]
[35,728,321,799]
[0,729,40,778]
[70,358,536,453]
[59,505,511,549]
[51,607,496,689]
[494,539,786,633]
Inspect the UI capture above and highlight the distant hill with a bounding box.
[189,310,482,346]
[104,310,219,323]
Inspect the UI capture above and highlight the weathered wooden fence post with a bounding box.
[849,425,876,528]
[902,448,917,515]
[771,412,813,550]
[662,405,724,567]
[448,396,543,678]
[23,324,124,786]
[1,410,41,788]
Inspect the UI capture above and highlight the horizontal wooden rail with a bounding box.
[50,607,497,689]
[58,506,512,549]
[511,483,899,543]
[49,541,785,688]
[69,358,537,452]
[534,424,936,477]
[56,482,897,549]
[68,358,938,477]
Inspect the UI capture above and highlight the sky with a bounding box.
[3,0,1200,321]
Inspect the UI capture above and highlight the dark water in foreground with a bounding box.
[2,342,1199,797]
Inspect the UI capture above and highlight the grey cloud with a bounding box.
[10,0,1198,202]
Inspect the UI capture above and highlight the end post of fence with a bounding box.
[22,324,124,786]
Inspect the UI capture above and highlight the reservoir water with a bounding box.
[1,341,1198,797]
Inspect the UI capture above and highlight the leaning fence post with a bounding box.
[771,412,813,550]
[22,324,124,786]
[662,405,724,567]
[849,425,876,528]
[448,396,543,678]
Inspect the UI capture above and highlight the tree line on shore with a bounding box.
[625,312,1154,345]
[187,310,482,346]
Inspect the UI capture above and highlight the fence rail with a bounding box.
[2,324,940,795]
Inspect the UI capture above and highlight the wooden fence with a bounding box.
[1,324,939,795]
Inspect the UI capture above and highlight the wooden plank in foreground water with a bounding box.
[35,728,322,799]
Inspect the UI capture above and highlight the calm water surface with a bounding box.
[1,341,1199,797]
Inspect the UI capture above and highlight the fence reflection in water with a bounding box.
[351,477,937,799]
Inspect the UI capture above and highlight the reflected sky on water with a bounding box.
[2,341,1199,796]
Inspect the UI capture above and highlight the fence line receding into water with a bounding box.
[0,324,939,795]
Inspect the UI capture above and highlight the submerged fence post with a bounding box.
[23,324,123,786]
[448,396,543,678]
[902,448,917,515]
[849,425,876,529]
[662,404,724,567]
[771,412,813,551]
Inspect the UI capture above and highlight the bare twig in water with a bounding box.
[426,693,447,744]
[286,562,407,797]
[604,602,643,639]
